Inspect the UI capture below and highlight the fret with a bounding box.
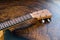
[12,19,16,24]
[26,14,32,19]
[23,14,29,20]
[16,17,21,23]
[7,21,12,26]
[22,16,25,21]
[0,24,2,30]
[0,14,32,30]
[23,15,27,20]
[3,22,9,27]
[0,23,4,30]
[14,18,19,23]
[9,20,14,26]
[20,16,25,22]
[25,14,30,19]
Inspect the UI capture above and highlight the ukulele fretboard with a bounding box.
[0,14,32,30]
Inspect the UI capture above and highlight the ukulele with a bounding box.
[0,9,52,30]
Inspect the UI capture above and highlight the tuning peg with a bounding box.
[46,18,51,23]
[41,19,45,24]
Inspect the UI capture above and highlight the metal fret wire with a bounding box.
[0,14,32,30]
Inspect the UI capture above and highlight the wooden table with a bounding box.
[0,0,60,40]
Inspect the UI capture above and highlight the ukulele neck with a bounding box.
[0,14,32,30]
[0,9,52,30]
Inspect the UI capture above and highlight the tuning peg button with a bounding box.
[47,18,51,23]
[41,19,45,24]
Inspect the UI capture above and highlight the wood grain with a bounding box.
[0,0,60,40]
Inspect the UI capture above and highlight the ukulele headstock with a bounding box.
[30,9,52,23]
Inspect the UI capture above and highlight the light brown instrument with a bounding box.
[0,9,52,30]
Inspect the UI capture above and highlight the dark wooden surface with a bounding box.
[0,0,60,40]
